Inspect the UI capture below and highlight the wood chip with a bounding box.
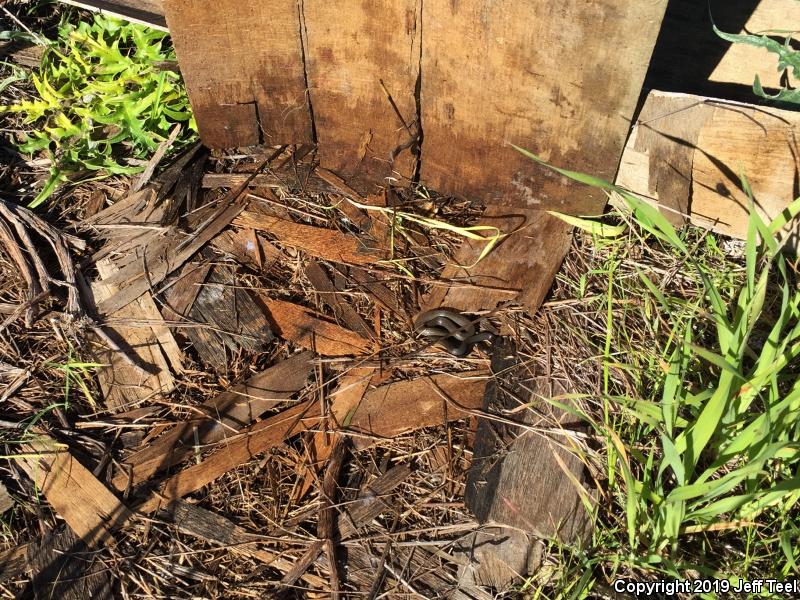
[95,198,246,316]
[262,298,372,357]
[234,208,386,265]
[137,371,485,514]
[305,261,375,340]
[159,500,327,589]
[17,437,132,547]
[112,351,314,491]
[348,372,488,449]
[91,258,180,411]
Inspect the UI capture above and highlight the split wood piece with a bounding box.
[336,463,411,541]
[303,0,421,193]
[136,396,325,514]
[20,528,113,600]
[319,464,457,595]
[423,206,574,313]
[420,0,667,210]
[16,437,132,547]
[347,372,488,450]
[616,91,800,248]
[233,208,387,266]
[94,197,246,316]
[162,0,312,147]
[91,258,181,411]
[111,351,314,491]
[617,93,713,225]
[318,438,347,597]
[647,0,800,100]
[160,261,212,324]
[0,544,28,583]
[158,499,327,589]
[210,228,283,271]
[329,543,458,597]
[296,366,375,501]
[0,198,85,323]
[82,187,162,232]
[136,371,486,514]
[184,259,274,373]
[261,298,372,357]
[201,167,328,193]
[461,338,592,590]
[57,0,166,29]
[346,266,405,319]
[306,261,375,340]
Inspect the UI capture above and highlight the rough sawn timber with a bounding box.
[302,0,422,193]
[161,0,313,148]
[616,91,800,249]
[420,0,667,210]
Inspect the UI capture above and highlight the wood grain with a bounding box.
[92,258,180,411]
[461,339,592,588]
[162,0,312,147]
[233,209,386,266]
[17,438,131,547]
[302,0,421,193]
[423,206,574,312]
[261,298,371,357]
[420,0,668,211]
[616,91,800,248]
[111,351,313,490]
[349,372,488,449]
[137,371,486,513]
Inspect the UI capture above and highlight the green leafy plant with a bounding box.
[520,147,800,592]
[0,14,197,207]
[713,24,800,105]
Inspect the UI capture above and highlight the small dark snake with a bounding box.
[414,309,494,357]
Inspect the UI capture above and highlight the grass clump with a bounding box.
[0,13,196,207]
[521,150,800,598]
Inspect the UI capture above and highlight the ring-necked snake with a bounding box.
[414,309,494,357]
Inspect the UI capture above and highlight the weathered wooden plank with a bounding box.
[234,208,387,266]
[17,438,132,548]
[111,351,313,490]
[305,261,375,340]
[420,0,668,210]
[137,371,486,513]
[302,0,422,193]
[58,0,166,29]
[158,500,327,588]
[616,91,800,247]
[91,258,180,411]
[185,260,273,372]
[261,298,372,357]
[460,338,592,590]
[22,529,113,600]
[162,0,312,147]
[348,372,488,450]
[423,206,574,312]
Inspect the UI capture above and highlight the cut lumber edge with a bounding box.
[58,0,168,31]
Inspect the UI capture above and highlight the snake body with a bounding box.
[414,309,493,357]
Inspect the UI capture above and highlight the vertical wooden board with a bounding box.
[163,0,313,148]
[302,0,422,193]
[420,0,667,211]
